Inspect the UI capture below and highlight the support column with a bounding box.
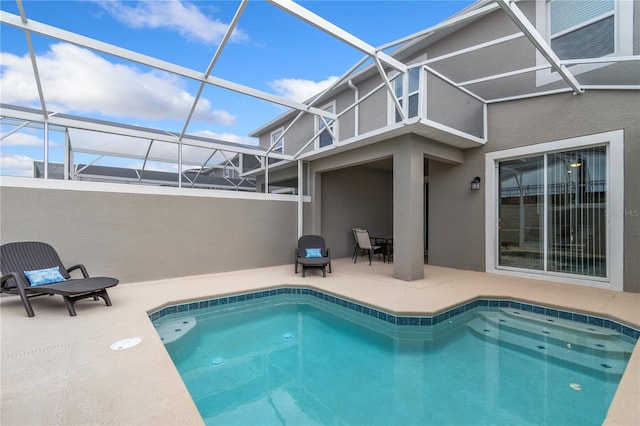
[297,160,303,238]
[393,138,424,281]
[311,168,322,235]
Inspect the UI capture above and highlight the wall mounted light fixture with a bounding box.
[470,176,481,190]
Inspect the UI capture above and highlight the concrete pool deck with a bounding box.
[1,258,639,425]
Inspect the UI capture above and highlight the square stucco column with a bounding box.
[393,140,424,281]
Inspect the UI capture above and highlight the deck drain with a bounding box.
[110,337,142,351]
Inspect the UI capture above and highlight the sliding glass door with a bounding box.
[547,146,607,276]
[499,156,544,270]
[498,146,607,278]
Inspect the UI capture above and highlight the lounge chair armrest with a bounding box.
[1,272,25,291]
[325,248,330,257]
[66,264,89,278]
[1,273,15,291]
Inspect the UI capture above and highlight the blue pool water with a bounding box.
[152,291,637,426]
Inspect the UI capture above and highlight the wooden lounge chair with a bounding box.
[295,235,332,277]
[0,241,119,317]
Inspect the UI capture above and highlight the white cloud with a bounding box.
[0,152,35,176]
[0,43,236,125]
[268,76,340,103]
[0,132,44,147]
[97,0,248,45]
[125,161,179,173]
[192,130,258,146]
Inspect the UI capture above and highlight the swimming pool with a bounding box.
[150,288,639,425]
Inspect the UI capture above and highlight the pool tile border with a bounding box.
[148,287,640,340]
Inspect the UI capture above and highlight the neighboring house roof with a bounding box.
[33,162,257,191]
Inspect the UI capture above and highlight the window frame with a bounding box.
[485,130,624,291]
[535,0,634,87]
[387,66,422,125]
[314,101,337,150]
[270,127,284,154]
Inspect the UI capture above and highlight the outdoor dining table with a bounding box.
[372,236,393,263]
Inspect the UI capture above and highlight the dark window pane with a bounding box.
[319,130,332,148]
[408,67,420,93]
[550,0,614,34]
[394,76,403,98]
[551,16,614,59]
[395,100,403,123]
[408,94,418,118]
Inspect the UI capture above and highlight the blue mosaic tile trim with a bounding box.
[148,287,640,340]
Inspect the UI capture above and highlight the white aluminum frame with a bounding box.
[1,0,638,192]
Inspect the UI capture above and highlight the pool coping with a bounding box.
[2,261,638,425]
[149,286,640,340]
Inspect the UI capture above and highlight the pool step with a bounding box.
[495,307,620,337]
[156,317,199,361]
[467,311,632,377]
[156,317,197,344]
[481,308,631,355]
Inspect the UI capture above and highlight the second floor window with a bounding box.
[392,67,420,123]
[316,102,336,148]
[550,0,615,59]
[271,128,284,154]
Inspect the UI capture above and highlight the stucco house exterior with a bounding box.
[248,0,640,291]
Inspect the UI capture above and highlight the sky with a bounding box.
[0,0,474,176]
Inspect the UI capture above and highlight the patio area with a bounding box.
[1,258,639,425]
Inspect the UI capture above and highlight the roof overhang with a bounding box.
[300,119,483,160]
[243,118,479,177]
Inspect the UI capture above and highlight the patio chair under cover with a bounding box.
[354,229,383,265]
[351,227,362,260]
[295,235,332,277]
[0,241,119,317]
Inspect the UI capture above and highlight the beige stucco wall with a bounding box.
[0,182,298,284]
[429,90,640,292]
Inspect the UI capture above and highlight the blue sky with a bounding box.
[1,0,473,175]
